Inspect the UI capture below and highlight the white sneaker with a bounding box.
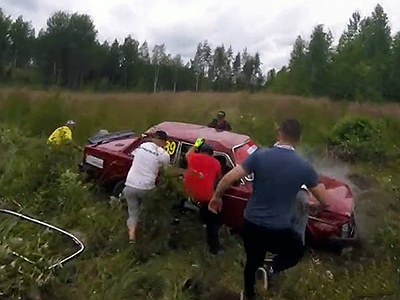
[240,290,256,300]
[256,267,269,290]
[240,290,244,300]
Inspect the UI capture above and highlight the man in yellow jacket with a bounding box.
[47,120,81,150]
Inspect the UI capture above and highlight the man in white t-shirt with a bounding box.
[122,130,170,241]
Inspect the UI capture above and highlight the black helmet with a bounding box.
[217,111,226,117]
[198,143,214,156]
[153,130,168,141]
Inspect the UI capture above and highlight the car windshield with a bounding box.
[233,141,259,181]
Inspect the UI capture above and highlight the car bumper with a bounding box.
[309,212,361,249]
[327,236,363,248]
[78,161,95,172]
[77,162,99,180]
[327,221,363,248]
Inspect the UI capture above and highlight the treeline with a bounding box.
[268,4,400,102]
[0,8,263,92]
[1,4,399,101]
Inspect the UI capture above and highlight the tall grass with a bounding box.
[2,89,400,147]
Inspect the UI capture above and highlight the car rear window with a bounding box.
[233,141,258,165]
[233,141,258,182]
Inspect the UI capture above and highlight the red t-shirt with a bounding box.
[183,153,222,203]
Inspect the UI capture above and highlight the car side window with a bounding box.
[176,142,193,169]
[214,153,243,186]
[214,154,232,175]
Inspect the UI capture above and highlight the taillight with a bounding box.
[341,223,350,237]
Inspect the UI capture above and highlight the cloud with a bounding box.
[1,0,400,72]
[1,0,40,12]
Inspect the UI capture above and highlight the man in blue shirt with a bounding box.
[209,119,331,300]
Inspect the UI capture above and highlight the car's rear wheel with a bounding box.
[111,180,125,198]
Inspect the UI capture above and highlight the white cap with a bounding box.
[66,120,76,126]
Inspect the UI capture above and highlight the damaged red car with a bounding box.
[79,121,361,252]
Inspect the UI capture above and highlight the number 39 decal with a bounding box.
[164,140,177,155]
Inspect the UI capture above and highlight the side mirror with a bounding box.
[245,173,254,182]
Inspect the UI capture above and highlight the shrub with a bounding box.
[132,167,197,262]
[327,116,391,163]
[0,124,108,299]
[0,124,81,203]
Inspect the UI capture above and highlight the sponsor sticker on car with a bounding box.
[247,144,258,155]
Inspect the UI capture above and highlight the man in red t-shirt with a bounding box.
[183,140,222,254]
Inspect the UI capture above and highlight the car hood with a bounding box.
[309,186,354,217]
[306,176,354,217]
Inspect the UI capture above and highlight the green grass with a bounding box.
[0,89,391,146]
[0,89,399,299]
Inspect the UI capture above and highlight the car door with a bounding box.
[172,141,193,176]
[214,152,250,230]
[164,138,180,164]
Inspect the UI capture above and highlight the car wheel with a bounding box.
[330,244,344,255]
[112,180,125,198]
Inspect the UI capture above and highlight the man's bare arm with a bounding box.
[186,146,196,158]
[308,183,331,207]
[214,165,248,198]
[208,165,248,214]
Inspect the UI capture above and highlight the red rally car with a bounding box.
[79,121,361,251]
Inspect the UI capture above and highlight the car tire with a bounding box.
[111,180,125,198]
[331,244,344,255]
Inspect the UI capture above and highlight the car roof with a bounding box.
[146,121,251,152]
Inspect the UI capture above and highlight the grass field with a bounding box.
[2,88,400,145]
[0,89,400,300]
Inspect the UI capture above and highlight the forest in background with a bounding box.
[1,4,400,101]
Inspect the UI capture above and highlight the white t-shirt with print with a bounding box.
[125,142,170,190]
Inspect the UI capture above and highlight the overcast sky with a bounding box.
[2,0,400,71]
